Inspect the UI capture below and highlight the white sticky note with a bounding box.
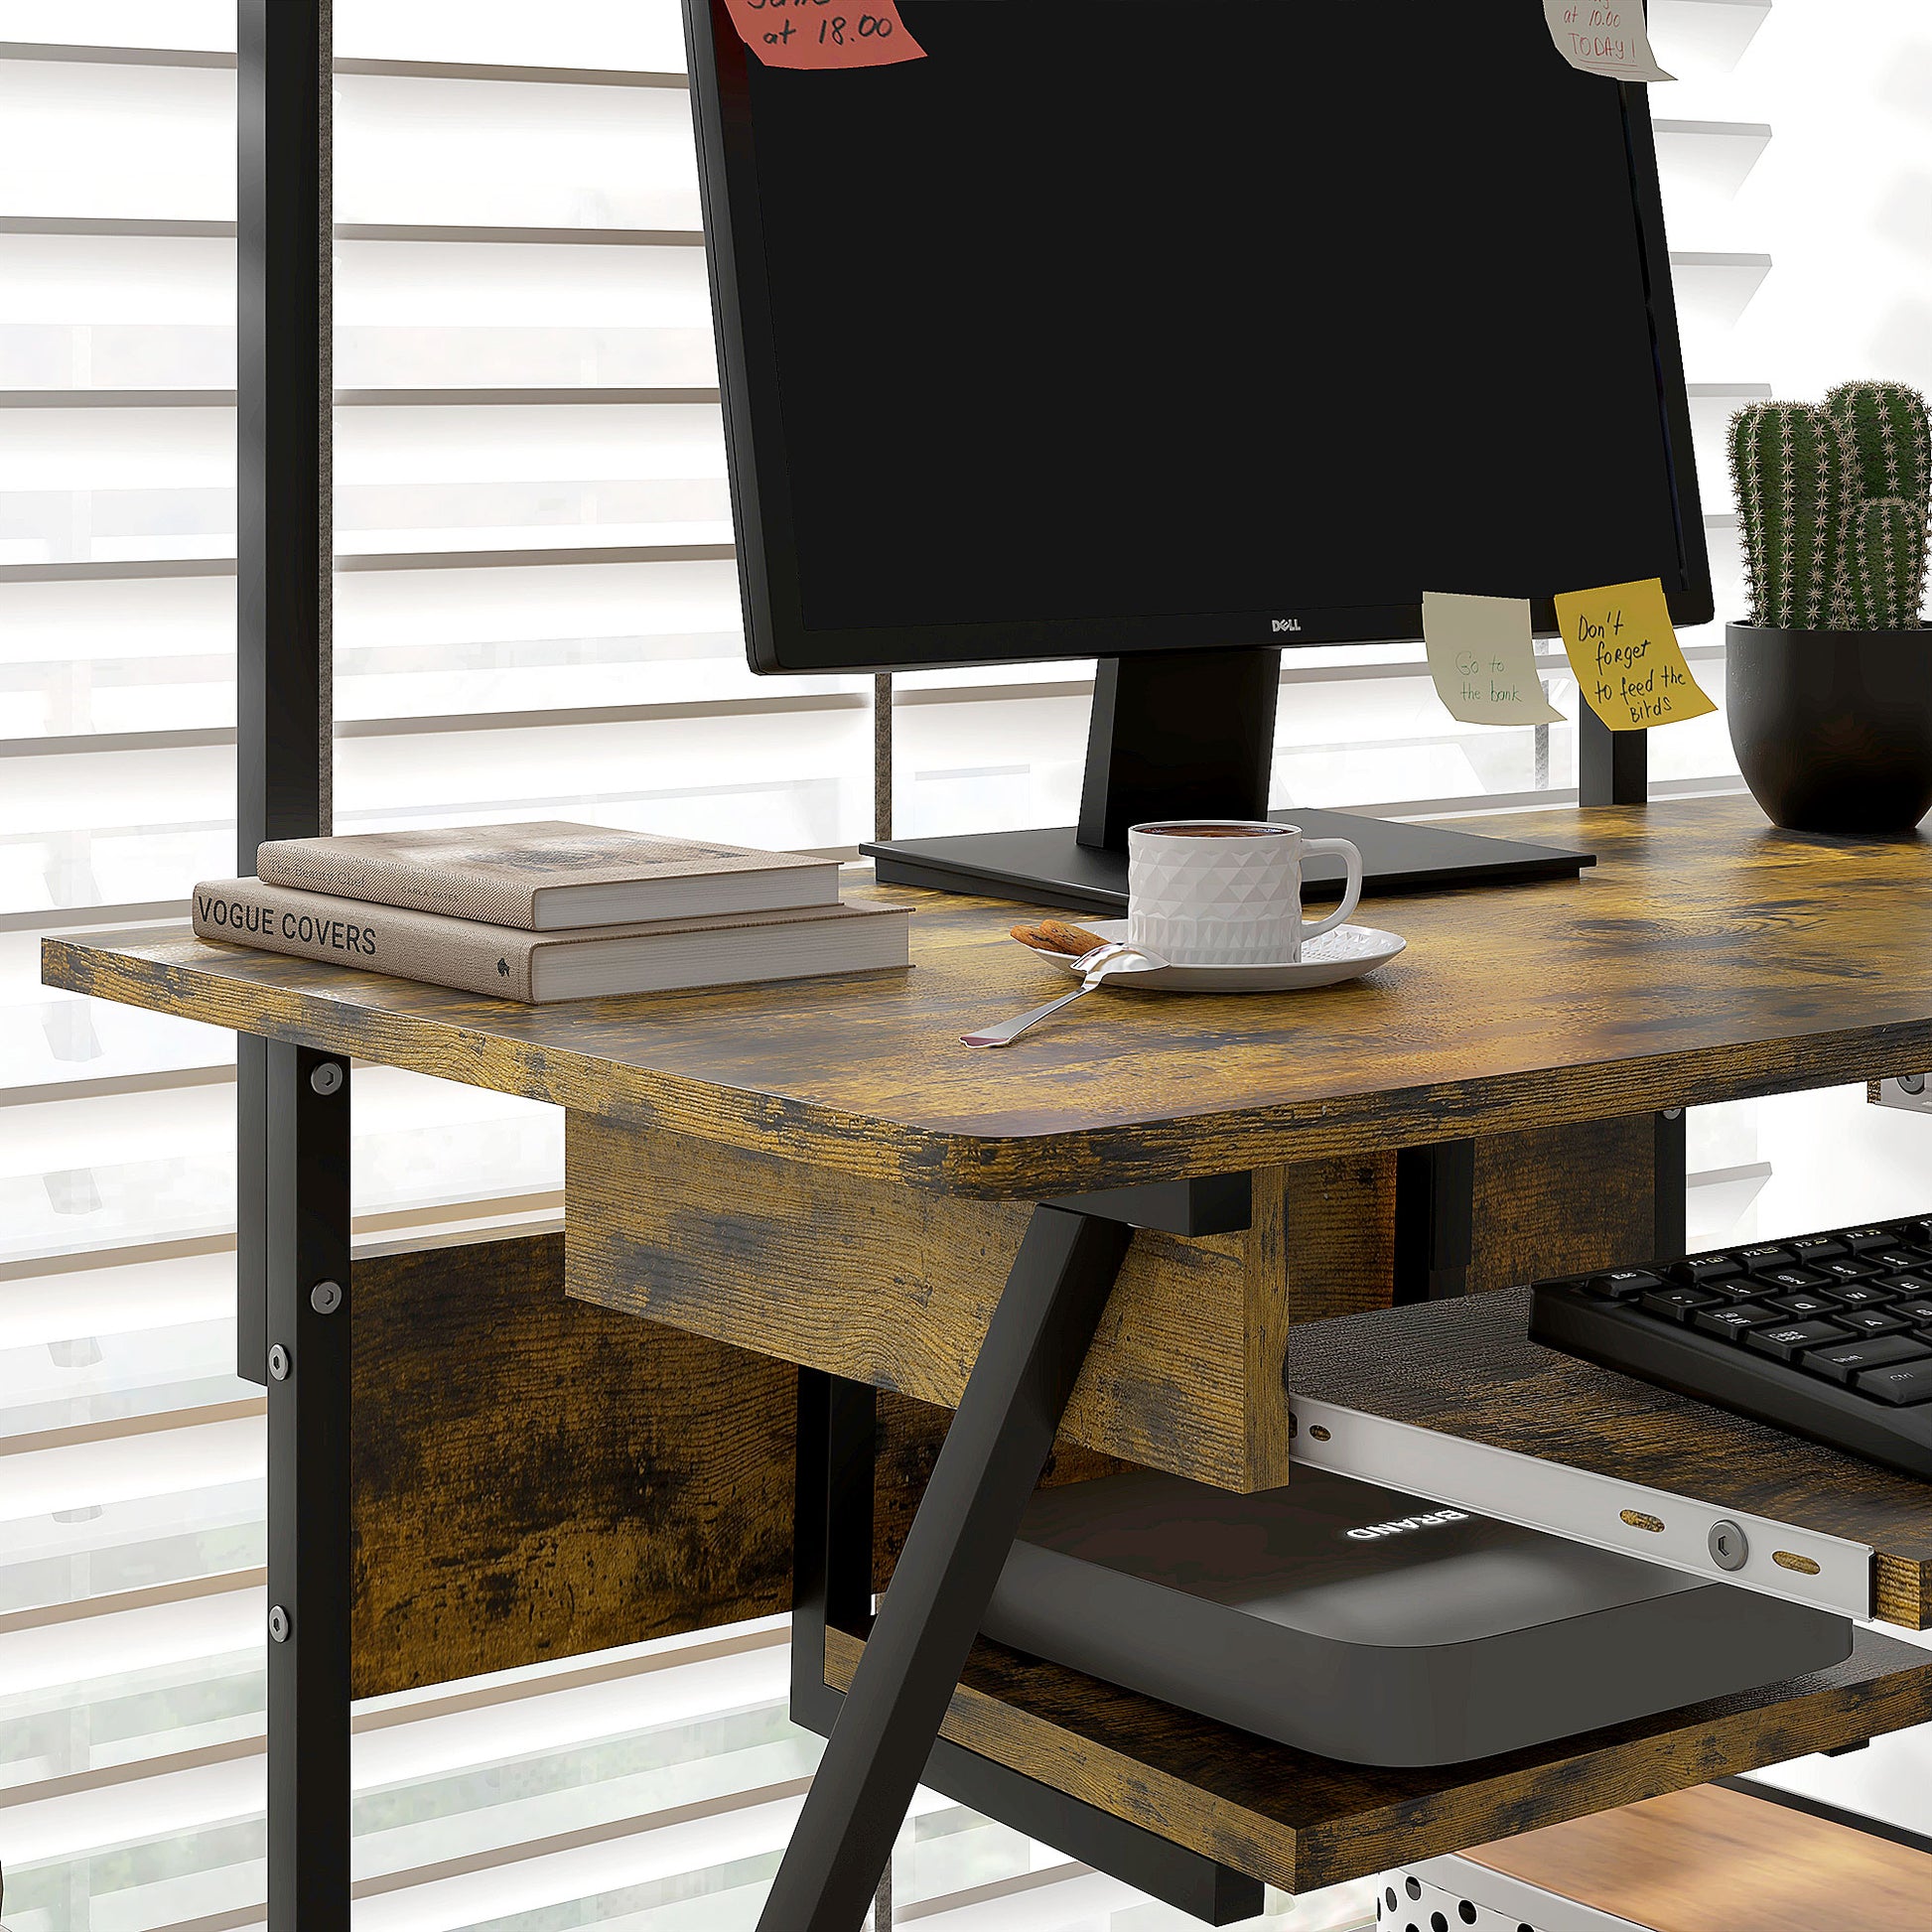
[1422,593,1564,728]
[1542,0,1675,83]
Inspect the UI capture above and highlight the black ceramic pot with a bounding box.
[1725,623,1932,834]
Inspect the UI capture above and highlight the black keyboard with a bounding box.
[1529,1216,1932,1479]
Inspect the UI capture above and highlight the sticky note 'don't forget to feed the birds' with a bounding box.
[1557,577,1716,732]
[1422,593,1563,727]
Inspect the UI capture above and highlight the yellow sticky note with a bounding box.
[1423,593,1564,727]
[1556,578,1716,733]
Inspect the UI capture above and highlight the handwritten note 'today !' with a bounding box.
[1542,0,1675,82]
[1557,579,1715,733]
[721,0,927,69]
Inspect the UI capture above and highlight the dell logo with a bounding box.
[1272,618,1303,634]
[1344,1509,1470,1542]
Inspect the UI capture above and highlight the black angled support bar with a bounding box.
[790,1369,1265,1926]
[761,1205,1138,1932]
[263,1042,352,1932]
[236,0,333,1388]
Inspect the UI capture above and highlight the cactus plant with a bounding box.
[1729,401,1853,630]
[1849,496,1929,632]
[1732,383,1932,631]
[1825,379,1931,513]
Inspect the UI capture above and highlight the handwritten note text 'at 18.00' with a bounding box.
[721,0,927,69]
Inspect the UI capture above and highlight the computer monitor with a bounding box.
[685,0,1712,906]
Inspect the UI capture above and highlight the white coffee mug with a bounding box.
[1127,820,1364,966]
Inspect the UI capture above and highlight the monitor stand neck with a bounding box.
[1077,647,1281,850]
[860,646,1595,910]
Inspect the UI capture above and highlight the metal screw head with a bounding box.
[310,1280,343,1315]
[309,1060,345,1096]
[1662,1106,1684,1121]
[267,1343,290,1381]
[1709,1520,1749,1572]
[1901,1073,1927,1096]
[268,1605,291,1643]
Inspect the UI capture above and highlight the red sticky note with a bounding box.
[721,0,927,69]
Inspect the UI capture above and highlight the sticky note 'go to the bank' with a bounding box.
[1556,578,1715,732]
[721,0,927,69]
[1422,593,1563,728]
[1542,0,1675,83]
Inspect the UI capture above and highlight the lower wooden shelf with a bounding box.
[1412,1779,1932,1932]
[822,1624,1932,1894]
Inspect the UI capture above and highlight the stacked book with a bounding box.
[191,823,910,1003]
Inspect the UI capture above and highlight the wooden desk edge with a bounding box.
[41,927,1932,1198]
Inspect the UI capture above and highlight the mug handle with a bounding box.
[1300,838,1364,943]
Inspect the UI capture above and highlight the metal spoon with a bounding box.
[960,942,1164,1048]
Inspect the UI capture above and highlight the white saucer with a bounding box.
[1038,919,1406,994]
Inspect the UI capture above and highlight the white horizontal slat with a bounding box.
[0,57,233,224]
[0,1251,233,1350]
[0,1581,260,1701]
[1654,117,1773,200]
[1650,0,1774,77]
[334,0,689,73]
[0,1415,261,1525]
[0,4,233,54]
[355,1645,792,1792]
[335,71,701,234]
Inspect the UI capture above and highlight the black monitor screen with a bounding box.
[691,0,1711,672]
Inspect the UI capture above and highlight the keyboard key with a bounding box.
[1693,1302,1786,1340]
[1891,1299,1932,1324]
[1765,1293,1843,1319]
[1854,1359,1932,1405]
[1753,1266,1832,1293]
[1870,1249,1930,1274]
[1819,1258,1883,1283]
[1805,1335,1932,1385]
[1639,1287,1722,1322]
[1835,1309,1912,1337]
[1669,1253,1742,1286]
[1789,1236,1850,1264]
[1747,1320,1853,1363]
[1838,1226,1895,1254]
[1735,1243,1793,1271]
[1889,1218,1932,1246]
[1827,1283,1899,1309]
[1700,1278,1775,1303]
[1597,1267,1664,1299]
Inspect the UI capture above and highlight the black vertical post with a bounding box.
[237,0,332,1387]
[1654,1106,1688,1261]
[1579,708,1646,806]
[264,1042,352,1931]
[1393,1140,1477,1302]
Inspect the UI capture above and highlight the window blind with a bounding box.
[7,0,1880,1921]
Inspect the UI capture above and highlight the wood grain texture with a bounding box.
[350,1234,796,1698]
[347,1233,1116,1696]
[567,1119,1384,1489]
[43,800,1932,1194]
[1466,1115,1662,1294]
[1288,1288,1932,1628]
[821,1623,1932,1894]
[1462,1781,1932,1932]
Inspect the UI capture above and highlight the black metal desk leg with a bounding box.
[264,1043,352,1930]
[759,1203,1132,1932]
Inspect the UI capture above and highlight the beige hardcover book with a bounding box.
[254,822,840,930]
[192,879,910,1003]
